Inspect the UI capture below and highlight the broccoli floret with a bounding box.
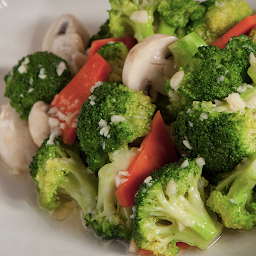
[4,51,72,120]
[76,82,156,171]
[133,158,223,256]
[157,0,206,38]
[249,24,256,45]
[88,19,113,47]
[108,0,162,42]
[187,0,254,45]
[98,41,129,83]
[154,93,176,124]
[164,35,256,117]
[85,145,137,241]
[172,94,256,183]
[207,153,256,230]
[30,136,98,215]
[225,35,256,84]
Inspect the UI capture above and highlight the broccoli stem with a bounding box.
[155,224,214,249]
[247,53,256,84]
[215,157,256,206]
[168,32,207,69]
[227,174,254,207]
[123,16,155,42]
[157,189,220,245]
[48,150,97,215]
[157,16,176,35]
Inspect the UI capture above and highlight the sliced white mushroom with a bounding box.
[0,103,38,175]
[122,34,179,102]
[28,101,51,147]
[42,14,90,75]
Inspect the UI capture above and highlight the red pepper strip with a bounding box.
[139,249,154,256]
[116,111,179,207]
[87,37,137,62]
[176,242,190,249]
[50,53,112,145]
[213,15,256,49]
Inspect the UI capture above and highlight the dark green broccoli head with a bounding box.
[133,158,223,256]
[154,93,176,124]
[85,146,136,241]
[4,51,72,120]
[173,100,256,183]
[98,41,129,83]
[164,76,193,117]
[76,82,156,171]
[207,153,256,230]
[30,136,98,214]
[182,45,243,100]
[158,0,205,28]
[225,35,256,84]
[165,37,256,117]
[187,0,254,45]
[88,19,113,47]
[164,45,242,116]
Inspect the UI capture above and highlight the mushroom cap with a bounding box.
[42,14,89,52]
[122,34,179,98]
[28,101,51,147]
[0,103,38,174]
[42,14,90,75]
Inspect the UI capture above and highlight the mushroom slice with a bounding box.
[42,14,90,75]
[0,103,38,175]
[28,101,51,147]
[122,34,179,101]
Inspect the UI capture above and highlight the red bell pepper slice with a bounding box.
[87,37,137,62]
[139,249,154,256]
[139,243,189,256]
[50,53,111,145]
[116,111,179,207]
[213,15,256,49]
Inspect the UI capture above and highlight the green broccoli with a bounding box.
[168,31,207,69]
[98,41,129,83]
[76,82,156,171]
[29,136,98,215]
[108,0,162,42]
[249,25,256,45]
[157,0,206,39]
[225,34,256,84]
[108,0,206,42]
[108,0,253,44]
[206,153,256,230]
[164,35,256,117]
[88,19,113,47]
[154,93,176,124]
[187,0,254,45]
[4,51,72,120]
[172,89,256,183]
[133,157,223,256]
[85,145,137,241]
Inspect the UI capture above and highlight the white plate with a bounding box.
[0,1,256,255]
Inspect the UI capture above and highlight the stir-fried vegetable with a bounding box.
[2,1,256,256]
